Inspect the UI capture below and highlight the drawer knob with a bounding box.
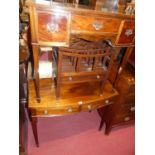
[96,75,100,79]
[78,101,83,105]
[68,76,72,81]
[124,116,130,121]
[67,107,73,113]
[92,22,103,30]
[44,109,48,115]
[105,100,109,104]
[46,22,59,33]
[87,105,92,112]
[125,29,133,37]
[130,106,135,111]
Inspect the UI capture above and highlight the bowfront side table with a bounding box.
[29,78,118,147]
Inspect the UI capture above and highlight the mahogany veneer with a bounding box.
[27,1,135,101]
[29,78,118,146]
[29,79,118,117]
[116,20,135,45]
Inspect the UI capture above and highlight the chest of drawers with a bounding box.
[98,64,135,134]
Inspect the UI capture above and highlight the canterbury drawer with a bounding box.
[115,20,135,45]
[36,11,71,46]
[61,73,105,84]
[71,15,121,34]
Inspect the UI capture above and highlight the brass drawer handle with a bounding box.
[92,22,103,30]
[125,29,133,37]
[44,109,48,115]
[124,116,130,121]
[78,101,83,105]
[87,105,92,112]
[130,106,135,111]
[67,107,73,113]
[46,22,59,33]
[78,101,83,111]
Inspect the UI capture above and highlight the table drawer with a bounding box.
[116,20,135,45]
[71,15,121,34]
[37,11,71,46]
[30,97,116,116]
[30,106,80,116]
[82,98,115,112]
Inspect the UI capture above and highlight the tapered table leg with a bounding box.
[99,118,104,131]
[31,117,39,147]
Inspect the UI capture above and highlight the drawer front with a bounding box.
[30,97,116,116]
[61,72,105,83]
[61,73,104,84]
[124,95,135,104]
[121,102,135,114]
[116,20,135,45]
[116,75,135,95]
[82,98,115,112]
[114,103,135,124]
[71,15,121,34]
[113,113,135,124]
[31,106,80,116]
[127,84,135,95]
[37,11,71,46]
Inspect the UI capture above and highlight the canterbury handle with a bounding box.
[92,22,103,30]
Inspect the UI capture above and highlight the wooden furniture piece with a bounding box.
[25,1,135,146]
[27,1,135,102]
[54,40,115,99]
[29,78,118,146]
[98,63,135,134]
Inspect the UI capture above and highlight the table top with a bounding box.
[29,78,118,109]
